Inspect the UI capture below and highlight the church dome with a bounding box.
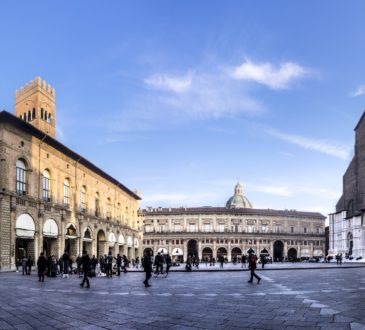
[226,182,253,209]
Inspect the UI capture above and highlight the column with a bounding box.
[213,239,217,259]
[227,240,231,261]
[198,240,202,260]
[284,241,288,259]
[183,240,188,262]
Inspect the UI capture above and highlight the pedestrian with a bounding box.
[247,252,261,284]
[122,255,129,273]
[115,254,122,276]
[241,254,246,268]
[80,250,91,288]
[219,256,224,269]
[26,256,33,275]
[165,253,172,275]
[62,250,70,278]
[21,256,28,275]
[142,250,152,287]
[37,252,47,282]
[76,255,82,278]
[90,255,97,277]
[260,254,265,269]
[339,253,343,265]
[106,252,113,277]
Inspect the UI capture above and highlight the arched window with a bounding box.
[45,111,48,121]
[27,111,31,121]
[80,186,86,212]
[16,159,27,195]
[32,108,36,119]
[106,198,111,219]
[41,108,44,120]
[47,113,51,123]
[63,179,70,208]
[42,170,51,202]
[95,192,100,217]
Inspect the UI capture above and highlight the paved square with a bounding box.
[0,266,365,329]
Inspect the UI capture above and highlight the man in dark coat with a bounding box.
[115,254,122,276]
[80,250,91,288]
[62,250,70,278]
[37,252,47,282]
[106,252,113,277]
[142,250,152,287]
[26,256,33,275]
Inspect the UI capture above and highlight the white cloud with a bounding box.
[252,185,293,197]
[142,192,218,206]
[231,60,310,89]
[266,129,351,160]
[144,73,193,93]
[350,84,365,97]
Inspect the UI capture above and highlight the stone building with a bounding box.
[0,77,142,270]
[329,111,365,259]
[140,183,326,262]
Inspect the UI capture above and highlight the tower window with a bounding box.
[28,111,31,121]
[32,108,36,119]
[45,111,48,121]
[41,108,44,120]
[63,179,70,208]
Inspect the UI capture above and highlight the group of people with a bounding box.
[16,256,33,275]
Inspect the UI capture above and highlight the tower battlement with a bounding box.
[15,76,55,99]
[14,76,56,139]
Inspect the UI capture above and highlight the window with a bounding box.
[95,193,100,217]
[248,225,254,233]
[27,111,31,121]
[290,226,294,233]
[47,113,51,123]
[41,108,44,120]
[203,223,212,232]
[80,186,86,211]
[106,198,111,219]
[189,224,196,232]
[275,225,280,233]
[316,227,320,234]
[145,225,151,233]
[174,224,181,232]
[160,225,165,232]
[304,227,307,234]
[63,179,70,208]
[218,224,225,232]
[261,225,267,233]
[16,159,27,195]
[42,170,51,202]
[32,108,36,119]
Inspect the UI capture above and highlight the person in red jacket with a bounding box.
[248,252,261,284]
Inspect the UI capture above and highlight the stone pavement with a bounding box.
[0,267,365,329]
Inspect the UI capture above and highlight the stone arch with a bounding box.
[217,247,228,259]
[202,247,213,260]
[273,240,284,262]
[231,247,242,260]
[187,239,198,258]
[288,248,297,261]
[97,229,106,257]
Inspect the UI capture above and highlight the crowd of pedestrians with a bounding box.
[24,249,268,288]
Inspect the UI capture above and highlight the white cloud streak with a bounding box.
[266,129,351,160]
[144,73,193,93]
[350,84,365,97]
[231,60,310,89]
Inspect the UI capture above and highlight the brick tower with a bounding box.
[15,76,56,138]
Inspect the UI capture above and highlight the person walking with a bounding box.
[115,254,122,276]
[241,254,246,268]
[248,252,261,284]
[106,252,113,277]
[142,250,152,287]
[219,255,224,269]
[26,256,33,275]
[122,255,129,273]
[80,250,91,288]
[37,252,47,282]
[260,254,266,269]
[62,250,70,278]
[21,256,28,275]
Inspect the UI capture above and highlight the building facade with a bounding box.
[0,77,142,270]
[140,183,326,262]
[329,112,365,259]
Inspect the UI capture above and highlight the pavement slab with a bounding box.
[0,267,365,329]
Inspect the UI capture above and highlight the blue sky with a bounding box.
[1,1,365,217]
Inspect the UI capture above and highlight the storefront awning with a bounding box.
[172,248,183,256]
[16,214,35,239]
[118,234,125,246]
[43,218,58,238]
[301,249,310,257]
[109,233,116,247]
[134,238,139,248]
[65,235,77,239]
[313,249,323,257]
[127,236,133,247]
[158,247,168,254]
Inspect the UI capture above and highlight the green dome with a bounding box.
[226,182,252,209]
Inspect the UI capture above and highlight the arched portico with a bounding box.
[273,240,284,262]
[97,230,106,257]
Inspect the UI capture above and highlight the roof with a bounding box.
[141,206,326,219]
[0,110,141,200]
[354,110,365,131]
